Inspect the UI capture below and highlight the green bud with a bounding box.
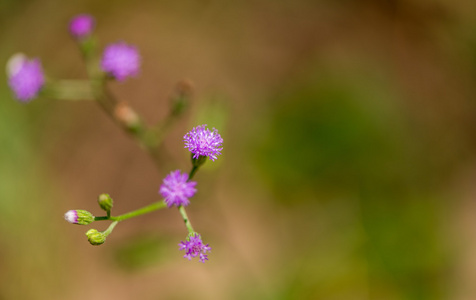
[64,209,95,225]
[86,229,106,246]
[98,193,113,212]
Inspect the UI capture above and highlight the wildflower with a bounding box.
[159,170,197,207]
[69,14,95,39]
[64,210,95,225]
[184,125,223,161]
[101,42,140,81]
[7,54,45,102]
[179,233,211,263]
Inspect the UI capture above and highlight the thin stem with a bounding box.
[178,205,194,234]
[103,221,118,236]
[110,200,168,222]
[43,80,94,100]
[188,165,199,181]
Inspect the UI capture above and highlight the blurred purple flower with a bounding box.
[179,233,211,263]
[7,54,45,102]
[101,42,140,81]
[184,124,223,161]
[159,170,197,207]
[69,14,95,39]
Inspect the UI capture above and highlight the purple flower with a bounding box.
[101,42,140,81]
[184,125,223,161]
[179,233,211,263]
[69,14,95,39]
[159,170,197,207]
[7,54,45,102]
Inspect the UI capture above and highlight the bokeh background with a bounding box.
[1,0,476,299]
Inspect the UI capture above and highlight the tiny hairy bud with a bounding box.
[64,210,95,225]
[86,229,106,246]
[98,193,113,212]
[170,79,193,116]
[114,102,141,131]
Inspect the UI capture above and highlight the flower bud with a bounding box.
[98,193,114,212]
[114,102,141,133]
[64,210,95,225]
[86,229,106,246]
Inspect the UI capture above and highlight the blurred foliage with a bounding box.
[252,62,451,299]
[111,234,168,271]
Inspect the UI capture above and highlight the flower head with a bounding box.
[101,42,140,81]
[7,53,45,102]
[159,170,197,207]
[69,14,95,39]
[179,233,211,263]
[184,124,223,161]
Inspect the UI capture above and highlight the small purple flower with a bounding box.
[7,54,45,102]
[179,233,211,263]
[159,170,197,207]
[101,42,140,81]
[64,209,95,225]
[184,125,223,161]
[69,14,95,39]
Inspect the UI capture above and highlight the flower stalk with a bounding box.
[11,14,222,262]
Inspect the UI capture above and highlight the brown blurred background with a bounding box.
[1,0,476,299]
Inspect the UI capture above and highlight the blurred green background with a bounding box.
[2,0,476,299]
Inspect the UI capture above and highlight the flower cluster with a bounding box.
[184,124,223,161]
[179,233,211,263]
[10,13,223,264]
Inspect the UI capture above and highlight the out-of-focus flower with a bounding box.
[7,54,45,102]
[184,125,223,161]
[69,14,95,39]
[159,170,197,207]
[179,233,211,263]
[101,42,140,81]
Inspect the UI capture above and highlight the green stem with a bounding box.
[103,221,118,237]
[188,165,199,181]
[43,80,94,100]
[178,205,194,234]
[188,154,207,181]
[111,200,168,222]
